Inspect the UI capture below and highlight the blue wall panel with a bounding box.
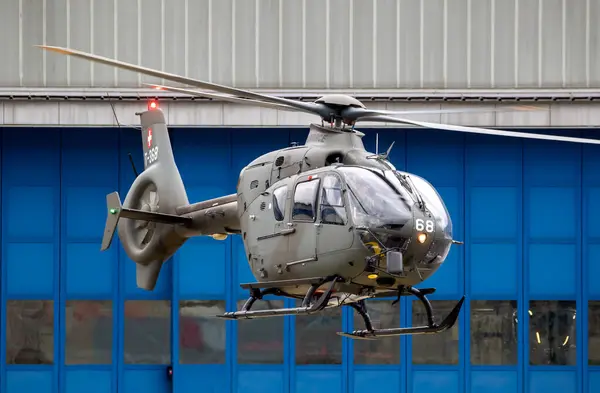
[65,370,112,393]
[60,128,120,393]
[2,129,60,393]
[1,125,599,393]
[411,370,459,393]
[407,130,464,298]
[470,370,518,393]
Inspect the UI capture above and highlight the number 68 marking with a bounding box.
[415,218,434,233]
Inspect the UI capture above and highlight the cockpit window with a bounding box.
[320,173,346,225]
[273,185,287,221]
[408,174,451,229]
[338,167,413,221]
[292,178,320,221]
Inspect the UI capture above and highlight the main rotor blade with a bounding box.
[37,45,323,116]
[358,115,600,145]
[342,105,544,120]
[368,104,544,116]
[145,84,303,112]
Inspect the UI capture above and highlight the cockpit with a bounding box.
[335,166,454,280]
[337,166,452,236]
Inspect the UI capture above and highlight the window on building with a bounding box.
[273,186,287,221]
[412,300,459,365]
[6,300,54,364]
[179,300,226,364]
[65,300,113,364]
[589,301,600,365]
[237,299,284,364]
[292,178,320,221]
[529,300,576,366]
[320,173,346,225]
[124,300,170,364]
[353,300,400,365]
[295,303,342,365]
[470,300,518,365]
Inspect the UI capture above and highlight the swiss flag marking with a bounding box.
[147,128,153,148]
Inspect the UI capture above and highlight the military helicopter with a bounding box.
[38,45,600,340]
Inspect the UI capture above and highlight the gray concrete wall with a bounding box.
[0,0,596,91]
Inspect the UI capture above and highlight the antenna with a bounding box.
[107,91,139,177]
[375,133,379,155]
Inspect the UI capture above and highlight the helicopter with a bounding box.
[37,45,600,340]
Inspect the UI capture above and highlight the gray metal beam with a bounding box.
[2,88,600,102]
[2,100,600,128]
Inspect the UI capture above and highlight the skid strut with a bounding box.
[337,287,466,340]
[216,276,343,320]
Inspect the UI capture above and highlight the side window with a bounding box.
[273,186,287,221]
[292,178,320,221]
[320,174,346,225]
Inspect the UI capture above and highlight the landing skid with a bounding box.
[217,277,465,340]
[217,275,344,320]
[338,287,465,340]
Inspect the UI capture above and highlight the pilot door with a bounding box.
[287,175,320,264]
[315,172,353,254]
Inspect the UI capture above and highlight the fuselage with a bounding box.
[235,123,454,296]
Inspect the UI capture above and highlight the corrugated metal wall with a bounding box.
[0,0,596,90]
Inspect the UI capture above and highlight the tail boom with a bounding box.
[99,107,241,291]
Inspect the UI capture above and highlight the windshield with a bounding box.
[403,173,451,231]
[338,167,413,224]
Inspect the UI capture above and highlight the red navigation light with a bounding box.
[148,100,158,110]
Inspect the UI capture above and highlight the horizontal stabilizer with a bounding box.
[100,191,192,251]
[101,192,123,251]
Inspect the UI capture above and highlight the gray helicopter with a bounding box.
[38,45,600,340]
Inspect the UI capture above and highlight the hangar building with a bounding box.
[0,1,599,393]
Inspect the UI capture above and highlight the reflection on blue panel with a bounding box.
[66,243,113,296]
[66,370,112,393]
[176,365,229,393]
[588,244,600,297]
[237,370,284,393]
[529,370,576,393]
[470,244,518,297]
[6,370,53,393]
[412,370,459,393]
[295,370,342,393]
[7,186,55,240]
[123,369,170,393]
[470,187,518,239]
[178,239,226,297]
[6,243,55,296]
[353,370,400,393]
[471,370,517,393]
[529,187,577,239]
[528,244,576,298]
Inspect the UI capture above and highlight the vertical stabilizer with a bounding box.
[101,107,190,290]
